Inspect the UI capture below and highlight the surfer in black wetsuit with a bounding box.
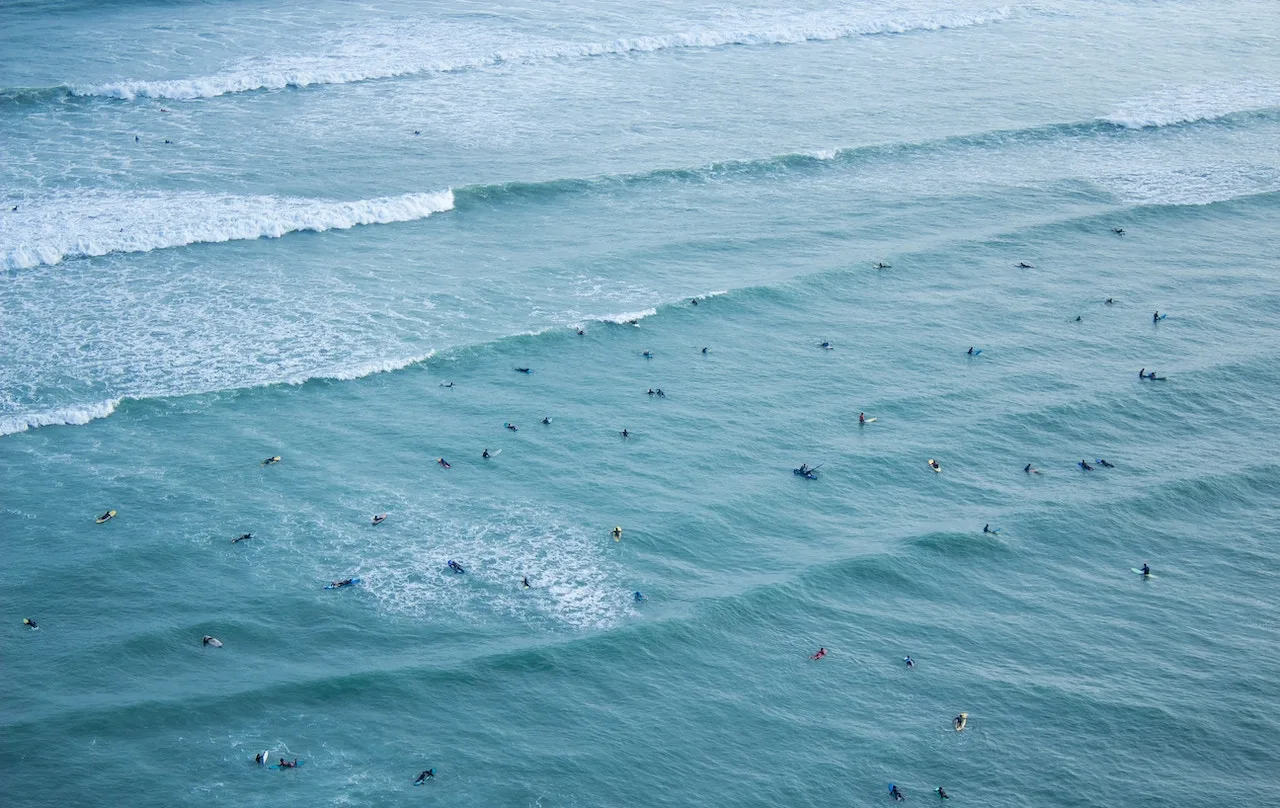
[647,388,655,396]
[701,347,708,354]
[904,656,915,668]
[482,448,490,458]
[1112,228,1125,236]
[23,618,37,629]
[655,389,665,397]
[983,524,992,533]
[440,381,454,388]
[1024,463,1037,473]
[515,367,532,373]
[936,787,949,799]
[577,328,585,335]
[522,576,530,589]
[620,428,629,438]
[633,591,645,602]
[890,784,904,801]
[967,347,975,355]
[448,560,465,574]
[254,752,265,765]
[1141,564,1150,577]
[875,262,891,269]
[691,298,699,306]
[1017,262,1033,268]
[820,341,832,349]
[415,769,435,783]
[232,533,252,543]
[1097,459,1114,468]
[542,417,551,424]
[1105,298,1114,304]
[332,578,354,588]
[1080,460,1094,470]
[1153,311,1161,322]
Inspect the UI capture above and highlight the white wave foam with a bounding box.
[292,353,437,385]
[1103,82,1280,129]
[593,308,659,325]
[0,398,121,436]
[1094,163,1280,207]
[71,8,1012,101]
[0,189,454,270]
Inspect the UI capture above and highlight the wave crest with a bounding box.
[68,8,1012,101]
[0,189,453,270]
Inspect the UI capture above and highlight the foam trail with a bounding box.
[70,8,1013,101]
[0,189,454,270]
[1103,82,1280,129]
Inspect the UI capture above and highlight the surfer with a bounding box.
[1141,563,1151,577]
[505,423,518,431]
[874,262,891,269]
[643,351,653,358]
[928,459,941,472]
[1075,315,1083,322]
[620,428,629,438]
[1096,458,1114,468]
[701,347,708,354]
[448,560,465,574]
[254,752,266,765]
[691,298,698,306]
[23,618,37,629]
[1153,311,1160,322]
[1106,298,1114,304]
[515,367,532,373]
[437,458,451,469]
[904,656,915,668]
[890,784,905,801]
[655,388,665,397]
[277,758,298,769]
[1113,227,1125,236]
[482,448,490,458]
[859,412,866,424]
[612,526,623,540]
[542,417,551,424]
[967,346,976,355]
[232,533,253,543]
[577,328,585,335]
[953,714,966,730]
[1148,372,1166,381]
[372,514,387,525]
[1024,463,1039,474]
[983,524,992,533]
[1079,460,1094,470]
[522,576,530,589]
[810,647,827,660]
[633,591,645,602]
[331,578,355,588]
[1139,368,1146,379]
[415,769,435,784]
[261,456,281,466]
[98,510,115,522]
[820,341,832,349]
[647,388,655,396]
[936,787,949,800]
[440,381,454,388]
[202,635,222,647]
[1017,262,1033,268]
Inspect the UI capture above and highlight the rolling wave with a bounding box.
[0,189,454,271]
[61,8,1014,101]
[1102,82,1280,129]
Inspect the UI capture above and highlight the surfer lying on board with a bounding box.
[904,656,915,668]
[331,578,355,588]
[232,533,253,543]
[1079,460,1094,470]
[936,787,950,799]
[415,769,435,784]
[448,560,465,574]
[810,647,827,660]
[278,758,298,769]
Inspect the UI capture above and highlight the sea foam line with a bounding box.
[69,8,1013,101]
[0,189,454,271]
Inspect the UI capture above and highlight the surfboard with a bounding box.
[95,510,116,523]
[324,578,361,590]
[257,751,269,765]
[861,417,877,423]
[203,636,223,647]
[489,449,502,457]
[953,712,968,731]
[1131,568,1158,579]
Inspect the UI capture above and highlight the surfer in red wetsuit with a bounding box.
[811,647,827,660]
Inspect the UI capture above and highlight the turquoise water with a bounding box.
[4,1,1280,806]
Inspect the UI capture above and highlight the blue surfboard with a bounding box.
[324,578,361,590]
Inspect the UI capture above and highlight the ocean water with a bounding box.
[3,0,1280,805]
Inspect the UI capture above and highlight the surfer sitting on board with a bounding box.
[859,412,866,424]
[482,448,490,458]
[522,576,531,589]
[415,769,435,784]
[1141,564,1151,577]
[1024,463,1039,474]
